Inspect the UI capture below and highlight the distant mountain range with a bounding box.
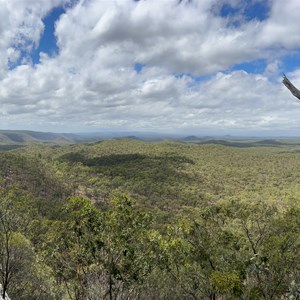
[0,130,174,146]
[1,130,300,149]
[0,130,80,145]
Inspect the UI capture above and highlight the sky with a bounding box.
[1,0,300,135]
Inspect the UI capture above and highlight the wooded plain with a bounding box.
[0,138,299,299]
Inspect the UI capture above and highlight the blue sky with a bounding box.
[220,0,269,21]
[31,7,65,64]
[1,0,300,135]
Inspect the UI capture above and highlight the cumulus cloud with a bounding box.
[0,0,300,133]
[55,0,265,75]
[258,0,300,49]
[0,0,71,75]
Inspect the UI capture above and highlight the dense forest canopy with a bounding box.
[0,138,299,299]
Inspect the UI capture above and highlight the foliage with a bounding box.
[0,139,299,298]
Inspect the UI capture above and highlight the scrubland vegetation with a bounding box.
[0,139,299,299]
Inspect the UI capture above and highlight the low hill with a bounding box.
[0,151,70,217]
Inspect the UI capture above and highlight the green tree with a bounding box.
[44,196,103,300]
[100,195,155,300]
[0,189,33,298]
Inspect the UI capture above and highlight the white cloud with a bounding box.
[0,1,66,70]
[0,0,300,133]
[258,0,300,49]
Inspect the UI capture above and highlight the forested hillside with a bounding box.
[0,139,299,299]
